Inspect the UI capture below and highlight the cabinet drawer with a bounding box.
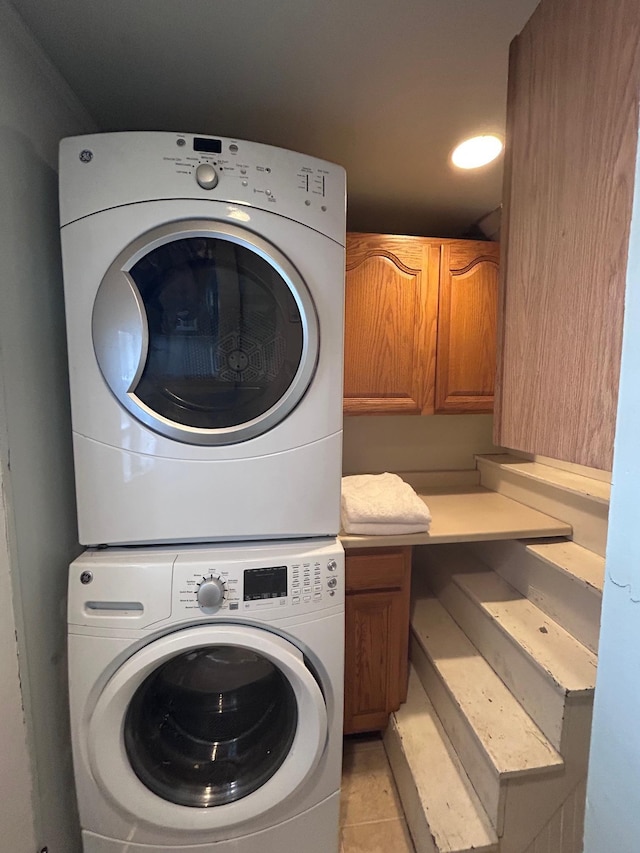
[346,547,411,593]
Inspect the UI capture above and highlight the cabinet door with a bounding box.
[495,0,639,469]
[344,234,440,415]
[436,241,499,413]
[344,547,411,735]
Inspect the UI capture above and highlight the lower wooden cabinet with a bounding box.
[343,546,412,734]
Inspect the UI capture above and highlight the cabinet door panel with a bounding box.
[436,241,499,413]
[344,234,439,415]
[343,547,411,734]
[344,591,396,732]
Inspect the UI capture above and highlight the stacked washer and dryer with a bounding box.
[59,132,346,853]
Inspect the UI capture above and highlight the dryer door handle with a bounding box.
[92,270,148,398]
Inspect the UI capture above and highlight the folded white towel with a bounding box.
[341,473,431,534]
[343,521,431,536]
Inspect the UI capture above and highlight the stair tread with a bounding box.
[390,667,498,853]
[412,596,564,778]
[453,570,597,695]
[524,539,605,593]
[475,453,610,505]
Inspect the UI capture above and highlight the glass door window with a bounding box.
[124,645,297,808]
[131,238,304,429]
[92,222,319,444]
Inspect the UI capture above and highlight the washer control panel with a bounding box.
[173,548,343,618]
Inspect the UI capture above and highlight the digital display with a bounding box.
[244,566,288,601]
[193,137,222,154]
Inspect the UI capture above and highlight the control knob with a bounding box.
[196,163,219,190]
[327,577,338,589]
[197,576,226,611]
[327,559,337,572]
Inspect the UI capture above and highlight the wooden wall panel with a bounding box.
[495,0,640,470]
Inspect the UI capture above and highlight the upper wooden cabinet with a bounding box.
[344,233,440,415]
[344,233,498,415]
[495,0,640,470]
[436,241,499,414]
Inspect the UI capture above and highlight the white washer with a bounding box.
[59,132,346,546]
[68,538,344,853]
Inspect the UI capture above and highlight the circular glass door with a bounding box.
[92,221,319,445]
[87,625,328,833]
[124,645,297,807]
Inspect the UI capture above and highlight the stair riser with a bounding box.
[384,714,499,853]
[477,461,609,557]
[438,580,568,751]
[384,720,438,853]
[469,540,601,653]
[410,633,506,832]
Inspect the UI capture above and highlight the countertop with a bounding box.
[340,483,572,550]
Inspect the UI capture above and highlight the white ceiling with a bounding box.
[10,0,538,237]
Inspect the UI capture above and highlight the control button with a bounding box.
[329,590,336,597]
[242,180,248,187]
[303,595,312,603]
[314,593,322,601]
[196,163,219,190]
[197,576,226,610]
[327,577,338,589]
[292,596,300,605]
[229,143,239,153]
[327,559,337,572]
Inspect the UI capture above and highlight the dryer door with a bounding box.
[88,625,328,833]
[92,220,319,445]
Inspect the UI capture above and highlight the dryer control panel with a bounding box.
[59,131,346,246]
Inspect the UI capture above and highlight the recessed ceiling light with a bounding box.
[451,134,503,170]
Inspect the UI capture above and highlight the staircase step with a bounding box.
[475,453,609,556]
[384,667,498,853]
[410,595,564,832]
[446,568,597,754]
[468,538,603,653]
[526,539,604,593]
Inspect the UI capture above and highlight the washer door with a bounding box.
[92,220,319,445]
[88,625,328,833]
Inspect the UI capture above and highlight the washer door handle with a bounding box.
[92,270,148,397]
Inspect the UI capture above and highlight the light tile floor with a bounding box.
[340,734,416,853]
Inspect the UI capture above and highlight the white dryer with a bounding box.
[59,132,346,546]
[68,538,344,853]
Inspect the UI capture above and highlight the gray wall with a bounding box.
[584,141,640,851]
[343,414,498,475]
[0,1,95,849]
